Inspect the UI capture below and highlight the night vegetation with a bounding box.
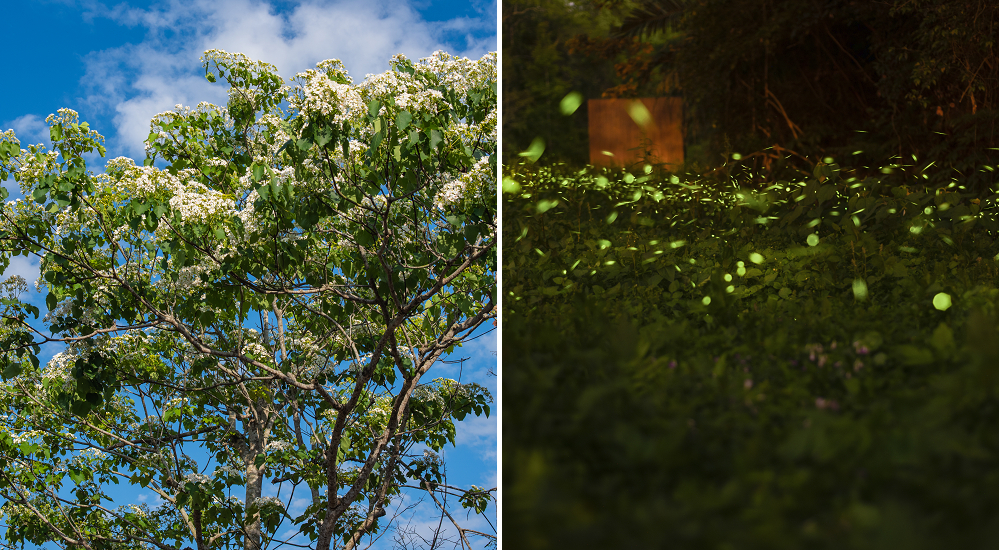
[503,1,998,547]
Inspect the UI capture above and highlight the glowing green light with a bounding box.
[852,279,868,301]
[933,293,952,311]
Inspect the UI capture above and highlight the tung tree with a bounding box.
[0,48,496,550]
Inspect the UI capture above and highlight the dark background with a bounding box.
[503,0,997,193]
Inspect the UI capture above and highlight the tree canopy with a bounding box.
[0,48,496,550]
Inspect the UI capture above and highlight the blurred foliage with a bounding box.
[505,0,998,194]
[503,0,650,164]
[501,160,998,549]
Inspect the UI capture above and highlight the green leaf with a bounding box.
[2,363,21,380]
[315,126,334,148]
[395,110,412,130]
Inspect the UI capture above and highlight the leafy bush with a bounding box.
[502,160,998,549]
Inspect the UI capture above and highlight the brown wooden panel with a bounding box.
[588,97,683,169]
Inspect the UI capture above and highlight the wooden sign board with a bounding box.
[588,97,684,169]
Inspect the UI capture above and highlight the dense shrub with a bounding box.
[502,160,998,549]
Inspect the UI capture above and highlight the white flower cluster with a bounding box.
[394,88,445,112]
[42,348,84,392]
[146,102,230,155]
[202,50,280,81]
[257,495,285,508]
[0,128,20,146]
[242,341,271,361]
[46,108,105,147]
[162,396,189,411]
[16,150,59,188]
[265,440,291,452]
[356,70,410,111]
[347,139,368,158]
[168,180,235,224]
[287,50,495,133]
[42,296,74,324]
[434,155,494,210]
[77,447,107,461]
[367,395,392,419]
[411,383,439,405]
[104,157,236,228]
[214,464,243,478]
[407,51,497,97]
[124,504,148,518]
[11,430,41,445]
[295,70,366,123]
[184,472,211,484]
[411,379,492,408]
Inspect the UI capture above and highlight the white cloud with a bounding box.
[76,0,496,157]
[1,255,41,293]
[135,491,165,507]
[4,114,50,147]
[455,411,497,464]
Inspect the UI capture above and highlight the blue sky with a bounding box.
[1,0,497,546]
